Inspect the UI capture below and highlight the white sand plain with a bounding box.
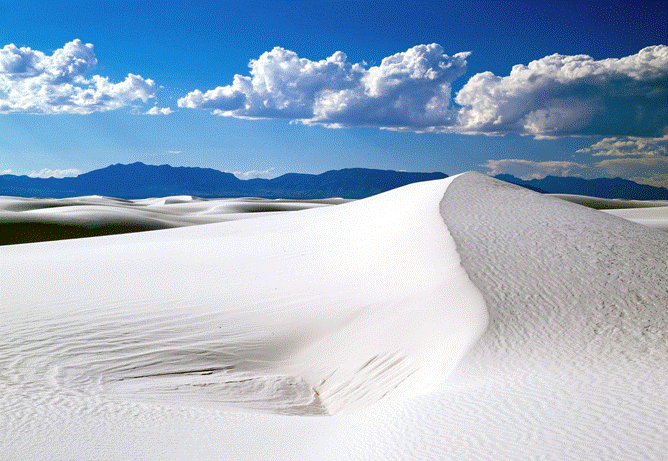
[1,173,667,460]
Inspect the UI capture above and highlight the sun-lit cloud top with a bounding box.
[456,45,668,138]
[0,39,155,114]
[180,44,668,138]
[178,44,470,130]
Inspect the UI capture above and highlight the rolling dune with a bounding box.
[1,173,666,460]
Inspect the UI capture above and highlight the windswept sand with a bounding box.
[1,173,667,460]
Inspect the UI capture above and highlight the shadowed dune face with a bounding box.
[0,221,173,245]
[0,196,346,245]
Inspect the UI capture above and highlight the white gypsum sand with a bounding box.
[1,173,667,460]
[602,206,668,233]
[550,194,668,232]
[0,195,346,244]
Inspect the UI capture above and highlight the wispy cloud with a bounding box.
[227,168,275,179]
[576,137,668,157]
[483,135,668,186]
[180,44,668,138]
[0,40,155,114]
[28,168,82,178]
[593,156,668,180]
[481,159,590,180]
[630,173,668,188]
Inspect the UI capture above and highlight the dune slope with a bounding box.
[1,173,667,460]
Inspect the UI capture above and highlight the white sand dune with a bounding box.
[602,206,668,233]
[1,173,667,460]
[551,193,668,232]
[0,195,346,244]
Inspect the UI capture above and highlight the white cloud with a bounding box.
[228,168,275,179]
[1,169,13,175]
[481,158,590,180]
[178,44,469,130]
[28,168,82,178]
[576,136,668,157]
[0,40,156,114]
[179,44,668,136]
[167,150,182,154]
[455,45,668,137]
[146,106,173,115]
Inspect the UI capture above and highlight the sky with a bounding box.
[1,0,667,186]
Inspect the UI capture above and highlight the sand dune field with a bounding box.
[1,173,667,460]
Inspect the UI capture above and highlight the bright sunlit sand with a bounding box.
[2,173,667,460]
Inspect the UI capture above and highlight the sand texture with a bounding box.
[1,173,667,460]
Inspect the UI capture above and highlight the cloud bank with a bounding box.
[484,136,668,185]
[179,44,470,130]
[0,40,156,114]
[181,44,668,137]
[576,137,668,157]
[456,45,668,137]
[481,159,590,180]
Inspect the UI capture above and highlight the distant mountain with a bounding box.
[495,174,668,200]
[0,163,447,199]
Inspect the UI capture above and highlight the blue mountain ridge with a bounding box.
[3,163,667,200]
[495,174,668,200]
[0,162,447,199]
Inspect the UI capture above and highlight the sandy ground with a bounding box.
[1,173,667,460]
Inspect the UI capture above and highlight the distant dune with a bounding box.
[0,195,346,245]
[1,173,667,460]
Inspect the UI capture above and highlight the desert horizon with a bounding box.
[2,1,667,459]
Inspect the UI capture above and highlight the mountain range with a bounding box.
[2,162,667,200]
[0,163,447,199]
[495,174,668,200]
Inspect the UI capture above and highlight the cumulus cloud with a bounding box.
[576,136,668,157]
[179,44,668,136]
[0,40,156,113]
[28,168,82,178]
[481,158,590,180]
[456,45,668,137]
[145,106,173,115]
[178,44,469,130]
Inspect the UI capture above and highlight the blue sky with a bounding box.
[1,0,667,186]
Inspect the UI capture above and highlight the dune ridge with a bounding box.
[2,173,667,460]
[0,176,487,426]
